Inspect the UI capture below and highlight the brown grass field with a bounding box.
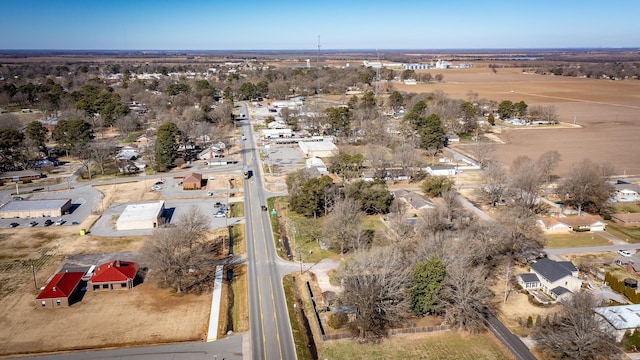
[393,66,640,176]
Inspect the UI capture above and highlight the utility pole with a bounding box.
[31,260,38,290]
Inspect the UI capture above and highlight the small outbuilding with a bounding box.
[35,271,85,308]
[425,165,456,176]
[182,173,203,190]
[0,198,72,219]
[116,201,165,231]
[89,260,138,291]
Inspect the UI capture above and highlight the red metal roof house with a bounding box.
[35,271,85,308]
[89,260,138,291]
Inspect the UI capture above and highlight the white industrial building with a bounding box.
[0,199,72,218]
[116,201,165,231]
[298,140,338,158]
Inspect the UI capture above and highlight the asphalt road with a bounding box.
[23,335,243,360]
[240,105,296,360]
[486,313,537,360]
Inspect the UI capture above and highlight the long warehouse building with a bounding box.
[0,199,72,218]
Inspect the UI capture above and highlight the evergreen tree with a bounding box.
[411,256,446,316]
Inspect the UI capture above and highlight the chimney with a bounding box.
[116,260,121,267]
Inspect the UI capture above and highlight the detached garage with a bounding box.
[0,199,72,219]
[116,201,165,231]
[298,141,338,158]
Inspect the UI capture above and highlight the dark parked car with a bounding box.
[29,221,37,227]
[44,219,53,226]
[9,222,19,228]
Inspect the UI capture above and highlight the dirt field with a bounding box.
[393,67,640,176]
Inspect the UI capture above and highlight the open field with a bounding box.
[394,67,640,176]
[319,331,514,360]
[545,232,610,248]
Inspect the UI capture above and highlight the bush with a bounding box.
[327,312,348,329]
[623,329,640,352]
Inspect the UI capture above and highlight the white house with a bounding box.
[197,146,223,160]
[116,201,165,231]
[425,165,456,176]
[518,258,582,300]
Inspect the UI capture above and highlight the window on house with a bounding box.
[41,301,46,307]
[56,300,61,306]
[121,283,127,288]
[102,284,109,289]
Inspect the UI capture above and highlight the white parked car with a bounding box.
[213,211,226,218]
[151,185,162,191]
[618,250,632,257]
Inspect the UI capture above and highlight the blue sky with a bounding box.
[2,0,638,50]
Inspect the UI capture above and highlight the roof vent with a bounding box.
[52,287,57,291]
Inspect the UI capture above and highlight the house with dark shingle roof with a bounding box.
[35,271,85,308]
[518,258,582,300]
[89,260,138,291]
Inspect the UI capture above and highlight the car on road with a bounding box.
[209,176,215,181]
[54,218,65,226]
[9,222,19,228]
[213,211,226,218]
[44,219,53,226]
[29,221,37,227]
[207,191,215,196]
[261,205,268,211]
[618,250,632,257]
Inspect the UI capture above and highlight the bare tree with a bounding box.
[142,206,219,293]
[509,155,544,213]
[536,150,561,184]
[482,161,508,206]
[92,143,117,175]
[558,159,614,216]
[337,246,410,340]
[323,197,365,253]
[393,142,421,180]
[440,257,493,333]
[533,291,623,359]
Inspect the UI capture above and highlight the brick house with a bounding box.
[35,271,85,308]
[182,173,203,190]
[89,260,138,291]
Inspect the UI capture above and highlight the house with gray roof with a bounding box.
[518,258,582,300]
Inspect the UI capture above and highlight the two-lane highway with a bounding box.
[240,105,296,360]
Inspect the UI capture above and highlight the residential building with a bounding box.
[611,213,640,227]
[425,165,456,176]
[518,258,581,300]
[536,215,606,233]
[89,260,138,291]
[35,271,85,308]
[595,304,640,341]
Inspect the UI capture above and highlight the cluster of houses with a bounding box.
[36,260,140,308]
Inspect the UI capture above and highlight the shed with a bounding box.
[35,271,85,308]
[116,201,165,230]
[0,199,72,219]
[183,173,203,190]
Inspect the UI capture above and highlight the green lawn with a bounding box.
[545,232,610,248]
[320,331,512,360]
[605,222,640,243]
[283,274,313,360]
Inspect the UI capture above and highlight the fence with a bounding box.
[305,280,450,341]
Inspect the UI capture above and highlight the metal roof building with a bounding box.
[0,199,71,219]
[116,201,165,231]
